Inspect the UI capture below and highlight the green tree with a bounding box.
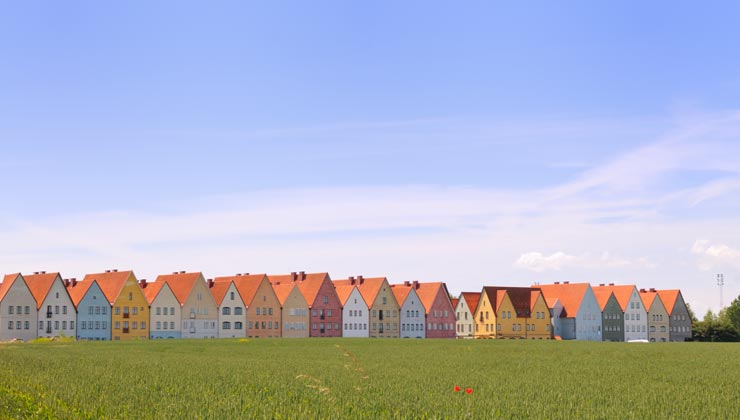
[686,302,698,322]
[723,295,740,330]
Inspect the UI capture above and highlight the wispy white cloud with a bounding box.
[691,240,740,271]
[514,251,655,272]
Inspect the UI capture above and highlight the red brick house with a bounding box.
[409,281,456,339]
[268,272,342,337]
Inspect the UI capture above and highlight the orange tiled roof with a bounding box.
[82,270,135,305]
[592,285,635,312]
[142,280,166,305]
[154,272,205,305]
[66,280,95,307]
[450,298,459,309]
[272,282,298,305]
[592,288,615,311]
[0,273,26,303]
[335,284,361,306]
[460,292,480,314]
[481,286,540,317]
[215,274,268,307]
[535,283,590,318]
[413,282,450,315]
[24,272,63,309]
[639,290,661,312]
[390,284,413,307]
[268,272,331,306]
[334,277,389,308]
[208,280,233,306]
[656,290,681,315]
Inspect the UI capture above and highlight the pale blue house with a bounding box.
[67,279,111,341]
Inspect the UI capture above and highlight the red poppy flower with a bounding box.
[453,386,461,392]
[465,388,473,394]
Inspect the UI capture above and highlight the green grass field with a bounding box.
[1,339,738,419]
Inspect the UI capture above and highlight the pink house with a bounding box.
[411,281,456,339]
[268,272,342,337]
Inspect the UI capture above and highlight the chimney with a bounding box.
[349,276,355,285]
[299,271,306,280]
[41,271,46,274]
[105,270,111,273]
[173,271,178,275]
[639,288,645,293]
[236,273,242,276]
[412,280,419,289]
[180,270,185,274]
[554,281,560,285]
[599,283,605,287]
[64,278,70,287]
[112,269,118,272]
[71,278,77,287]
[207,279,214,288]
[608,283,615,286]
[244,273,249,276]
[357,275,364,285]
[139,279,147,288]
[564,281,569,284]
[291,272,297,281]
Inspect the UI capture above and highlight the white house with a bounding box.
[143,280,182,339]
[335,284,369,338]
[536,282,602,341]
[393,284,425,338]
[454,292,479,338]
[597,284,647,341]
[25,272,76,338]
[209,279,247,339]
[0,273,38,342]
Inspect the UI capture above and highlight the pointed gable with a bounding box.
[335,284,362,306]
[0,273,29,303]
[142,280,166,305]
[460,292,480,314]
[656,290,681,316]
[334,276,388,307]
[82,270,135,305]
[592,288,615,311]
[208,280,233,306]
[592,285,635,312]
[505,287,538,318]
[413,282,450,315]
[24,272,65,309]
[639,289,665,313]
[268,272,332,307]
[273,282,298,306]
[535,283,590,317]
[154,272,205,305]
[390,284,412,307]
[214,274,268,307]
[66,280,95,307]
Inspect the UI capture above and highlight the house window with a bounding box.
[235,307,242,315]
[223,307,231,315]
[230,292,235,300]
[62,321,67,330]
[156,322,161,330]
[269,308,273,315]
[55,306,59,314]
[24,306,30,315]
[8,321,13,330]
[327,309,332,317]
[382,297,387,304]
[25,321,30,330]
[63,306,67,315]
[8,306,14,315]
[323,296,329,304]
[54,321,59,330]
[132,307,138,315]
[235,322,243,330]
[132,322,137,330]
[129,292,133,301]
[223,322,231,330]
[156,307,161,316]
[197,293,202,301]
[115,307,121,315]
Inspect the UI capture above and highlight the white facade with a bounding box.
[624,287,648,341]
[342,288,369,338]
[218,282,247,338]
[37,276,77,339]
[150,284,182,339]
[0,274,38,342]
[400,288,425,338]
[454,295,474,338]
[574,287,602,341]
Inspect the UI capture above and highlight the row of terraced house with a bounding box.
[0,270,691,342]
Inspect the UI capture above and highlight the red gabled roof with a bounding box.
[82,270,135,305]
[334,284,361,306]
[66,280,95,307]
[480,286,540,317]
[142,280,166,305]
[154,272,205,305]
[592,288,616,311]
[460,292,480,314]
[334,277,389,307]
[0,273,27,303]
[451,298,459,308]
[592,285,635,312]
[208,280,233,306]
[535,283,590,318]
[656,290,681,315]
[268,272,331,306]
[24,272,63,309]
[215,274,268,307]
[413,282,450,315]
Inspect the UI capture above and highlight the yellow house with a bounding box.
[83,269,149,340]
[474,286,551,339]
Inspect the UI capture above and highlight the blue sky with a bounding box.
[2,2,740,315]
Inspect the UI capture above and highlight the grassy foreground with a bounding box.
[1,339,738,419]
